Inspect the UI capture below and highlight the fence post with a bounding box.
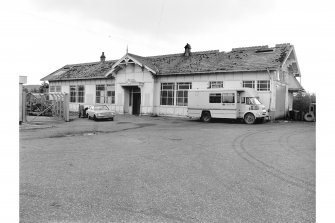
[22,92,27,123]
[63,93,69,122]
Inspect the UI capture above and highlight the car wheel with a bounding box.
[93,115,97,121]
[244,113,256,124]
[201,112,211,122]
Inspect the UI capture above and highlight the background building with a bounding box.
[41,43,303,119]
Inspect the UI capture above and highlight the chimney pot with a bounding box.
[184,43,191,57]
[100,52,106,62]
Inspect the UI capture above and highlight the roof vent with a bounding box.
[100,52,106,62]
[184,43,191,57]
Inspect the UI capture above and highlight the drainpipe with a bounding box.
[266,68,274,121]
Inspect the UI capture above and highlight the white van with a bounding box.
[187,88,268,124]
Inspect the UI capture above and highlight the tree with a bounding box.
[39,82,49,93]
[293,92,316,113]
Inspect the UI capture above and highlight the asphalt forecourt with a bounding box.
[20,115,315,222]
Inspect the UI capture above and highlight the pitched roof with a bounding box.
[41,44,293,81]
[41,60,117,81]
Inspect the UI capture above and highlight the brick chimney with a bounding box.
[184,43,191,57]
[100,52,106,62]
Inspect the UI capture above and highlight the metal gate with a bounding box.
[24,93,69,123]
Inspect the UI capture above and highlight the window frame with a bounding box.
[222,93,235,103]
[257,80,270,91]
[210,81,223,89]
[176,82,192,106]
[56,86,61,92]
[160,83,175,106]
[209,93,222,103]
[96,84,115,104]
[49,86,55,93]
[70,85,85,103]
[242,80,255,89]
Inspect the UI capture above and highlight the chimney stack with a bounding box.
[184,43,191,57]
[100,52,106,62]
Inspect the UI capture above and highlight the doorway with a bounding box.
[124,86,141,115]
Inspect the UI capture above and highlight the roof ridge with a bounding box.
[232,45,269,51]
[145,50,219,58]
[65,60,117,67]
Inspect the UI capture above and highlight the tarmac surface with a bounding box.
[20,115,315,222]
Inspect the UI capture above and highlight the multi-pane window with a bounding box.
[96,84,115,104]
[49,86,61,92]
[70,85,85,103]
[77,85,84,103]
[210,81,223,88]
[106,84,115,104]
[49,86,55,92]
[160,83,175,105]
[70,86,76,102]
[243,81,255,89]
[257,80,270,91]
[176,82,192,106]
[209,93,222,103]
[96,85,106,103]
[222,93,235,103]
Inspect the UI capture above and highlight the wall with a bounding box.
[50,79,115,111]
[114,63,154,114]
[154,71,273,116]
[50,70,289,118]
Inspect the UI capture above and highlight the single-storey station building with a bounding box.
[41,43,303,119]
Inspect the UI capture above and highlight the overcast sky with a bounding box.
[2,0,334,93]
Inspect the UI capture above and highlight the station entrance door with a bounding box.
[123,86,141,115]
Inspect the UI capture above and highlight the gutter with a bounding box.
[155,68,278,76]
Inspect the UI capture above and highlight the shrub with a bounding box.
[293,92,316,113]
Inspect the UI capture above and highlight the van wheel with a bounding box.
[201,112,212,122]
[244,113,256,124]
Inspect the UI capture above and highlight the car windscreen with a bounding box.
[246,97,262,105]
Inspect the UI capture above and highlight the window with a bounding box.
[257,80,270,91]
[209,93,222,103]
[56,86,61,92]
[160,83,175,105]
[70,85,85,103]
[77,85,84,103]
[210,81,223,88]
[176,82,192,106]
[49,86,55,92]
[50,86,61,93]
[243,81,255,89]
[96,85,106,103]
[70,86,76,102]
[106,84,115,104]
[222,93,235,103]
[96,84,115,104]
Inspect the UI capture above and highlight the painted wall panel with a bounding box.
[85,85,95,105]
[192,82,208,89]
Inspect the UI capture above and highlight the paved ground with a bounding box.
[20,115,315,223]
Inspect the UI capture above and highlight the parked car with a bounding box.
[87,105,115,121]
